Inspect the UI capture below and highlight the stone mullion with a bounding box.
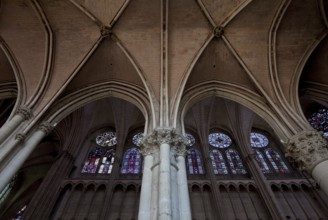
[199,137,223,220]
[242,151,284,220]
[23,151,74,219]
[99,183,113,219]
[231,120,284,220]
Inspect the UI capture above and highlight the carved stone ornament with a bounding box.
[285,130,328,172]
[38,121,54,135]
[140,128,188,156]
[214,26,224,38]
[15,133,27,142]
[100,25,112,38]
[16,106,32,120]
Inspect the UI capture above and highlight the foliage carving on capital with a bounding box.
[16,106,33,120]
[15,133,26,142]
[140,128,187,156]
[285,130,328,172]
[38,121,54,135]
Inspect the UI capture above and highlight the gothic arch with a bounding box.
[45,82,152,132]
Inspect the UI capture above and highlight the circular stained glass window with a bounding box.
[208,133,232,148]
[308,109,328,132]
[323,132,328,139]
[185,133,195,147]
[250,132,269,148]
[132,132,144,147]
[96,132,117,147]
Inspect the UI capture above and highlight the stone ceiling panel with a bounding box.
[202,0,249,26]
[113,0,161,100]
[34,0,100,113]
[0,48,16,83]
[0,0,46,102]
[168,0,212,101]
[62,38,145,95]
[276,0,326,102]
[224,0,280,99]
[186,39,259,94]
[73,0,126,25]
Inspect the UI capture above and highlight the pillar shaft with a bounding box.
[312,160,328,195]
[0,129,45,192]
[0,107,32,145]
[159,143,172,220]
[138,154,154,220]
[0,114,24,145]
[177,155,192,220]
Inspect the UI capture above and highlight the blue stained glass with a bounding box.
[250,132,269,148]
[187,148,205,174]
[254,150,271,174]
[12,205,26,220]
[226,149,247,174]
[81,148,103,173]
[265,148,289,174]
[210,150,228,174]
[121,148,141,174]
[208,133,232,148]
[98,149,115,174]
[308,109,328,139]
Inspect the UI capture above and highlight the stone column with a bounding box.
[140,128,187,220]
[0,106,32,145]
[138,145,155,220]
[0,121,53,192]
[175,146,192,220]
[286,130,328,196]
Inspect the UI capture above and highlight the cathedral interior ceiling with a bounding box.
[0,0,327,124]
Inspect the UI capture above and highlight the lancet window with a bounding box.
[185,133,205,175]
[187,148,205,174]
[208,132,247,175]
[251,132,289,174]
[81,131,117,174]
[121,148,142,174]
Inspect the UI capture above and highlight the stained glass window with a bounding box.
[121,148,141,174]
[250,132,269,148]
[81,148,102,173]
[187,148,205,174]
[254,150,271,174]
[98,149,115,174]
[210,150,228,174]
[308,109,328,139]
[208,133,232,148]
[132,133,144,147]
[96,131,117,147]
[226,149,247,174]
[185,133,196,147]
[12,205,26,220]
[265,149,289,173]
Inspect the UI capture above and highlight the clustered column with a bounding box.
[0,106,32,145]
[0,121,53,192]
[286,130,328,195]
[138,128,191,220]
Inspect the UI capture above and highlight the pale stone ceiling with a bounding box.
[0,0,327,130]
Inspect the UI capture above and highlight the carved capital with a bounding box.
[16,106,32,120]
[141,128,187,156]
[15,133,26,142]
[285,130,328,172]
[100,25,112,38]
[38,121,54,135]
